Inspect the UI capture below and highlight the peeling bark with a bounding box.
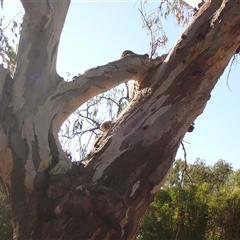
[0,0,240,239]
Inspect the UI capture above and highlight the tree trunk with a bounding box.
[0,0,240,239]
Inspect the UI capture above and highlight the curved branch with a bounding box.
[51,53,163,130]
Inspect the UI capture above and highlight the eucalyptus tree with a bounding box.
[0,0,240,239]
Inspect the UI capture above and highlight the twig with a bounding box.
[59,127,99,140]
[225,55,237,92]
[138,8,155,58]
[99,96,119,108]
[77,113,100,128]
[2,11,23,31]
[180,142,193,184]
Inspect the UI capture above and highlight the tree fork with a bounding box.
[0,0,240,239]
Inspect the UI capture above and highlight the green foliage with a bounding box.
[0,186,12,240]
[139,0,194,57]
[138,159,240,240]
[0,16,20,74]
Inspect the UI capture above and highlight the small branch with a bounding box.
[99,96,120,108]
[180,142,193,184]
[225,55,238,91]
[117,97,130,116]
[84,131,94,150]
[138,8,154,57]
[2,11,23,31]
[77,113,100,128]
[125,82,130,99]
[59,127,99,140]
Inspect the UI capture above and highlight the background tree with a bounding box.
[0,0,240,239]
[138,159,240,240]
[0,185,12,240]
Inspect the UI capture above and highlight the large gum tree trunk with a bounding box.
[0,0,240,239]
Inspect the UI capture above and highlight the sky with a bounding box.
[1,1,240,169]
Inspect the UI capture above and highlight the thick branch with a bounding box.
[4,0,72,182]
[51,53,163,131]
[88,0,240,188]
[13,0,70,113]
[79,0,240,238]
